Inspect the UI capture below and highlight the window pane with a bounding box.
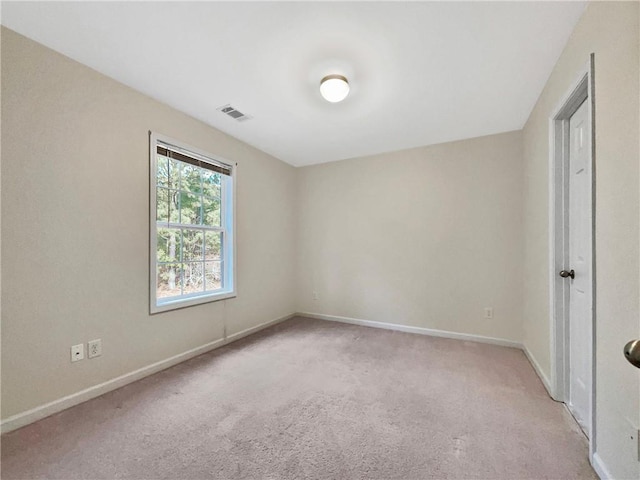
[157,155,169,187]
[203,196,221,227]
[205,231,222,260]
[183,229,204,261]
[157,263,183,299]
[156,187,169,223]
[180,192,202,225]
[202,170,221,199]
[157,228,182,262]
[181,163,201,193]
[205,261,222,291]
[183,262,204,295]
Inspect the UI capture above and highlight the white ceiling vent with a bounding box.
[217,104,252,122]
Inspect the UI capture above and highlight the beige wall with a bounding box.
[522,2,639,478]
[296,131,524,343]
[0,28,297,419]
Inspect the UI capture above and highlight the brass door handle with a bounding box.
[624,340,640,369]
[559,269,575,279]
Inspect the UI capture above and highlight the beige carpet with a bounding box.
[1,317,595,479]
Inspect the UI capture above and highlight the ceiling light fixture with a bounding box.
[320,74,350,103]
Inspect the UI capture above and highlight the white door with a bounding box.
[567,99,592,436]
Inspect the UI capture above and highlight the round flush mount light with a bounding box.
[320,74,350,103]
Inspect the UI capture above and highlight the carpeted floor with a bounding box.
[1,317,596,479]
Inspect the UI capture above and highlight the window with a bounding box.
[150,132,235,313]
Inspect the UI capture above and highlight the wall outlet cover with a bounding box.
[88,339,102,359]
[71,344,84,362]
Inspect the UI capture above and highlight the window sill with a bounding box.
[150,290,236,314]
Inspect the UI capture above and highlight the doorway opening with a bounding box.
[549,55,595,459]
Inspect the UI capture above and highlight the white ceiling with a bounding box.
[2,1,586,167]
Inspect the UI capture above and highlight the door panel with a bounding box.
[568,99,592,436]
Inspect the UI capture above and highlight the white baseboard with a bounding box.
[522,345,553,397]
[299,312,560,398]
[297,312,522,349]
[0,311,558,439]
[225,314,294,343]
[591,452,612,480]
[0,313,295,434]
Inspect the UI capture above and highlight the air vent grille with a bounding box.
[217,104,252,122]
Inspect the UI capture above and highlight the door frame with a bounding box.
[548,54,596,459]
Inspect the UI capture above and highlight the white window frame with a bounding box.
[149,132,236,314]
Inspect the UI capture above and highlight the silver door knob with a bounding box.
[559,269,575,279]
[624,340,640,369]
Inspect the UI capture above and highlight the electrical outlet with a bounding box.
[484,307,494,319]
[88,339,102,359]
[71,344,84,362]
[312,291,319,300]
[627,422,640,462]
